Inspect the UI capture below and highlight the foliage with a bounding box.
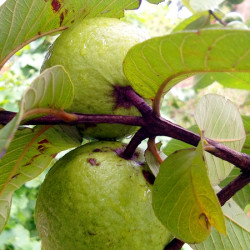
[0,0,249,249]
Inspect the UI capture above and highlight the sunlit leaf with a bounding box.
[182,0,224,12]
[0,65,74,158]
[0,0,141,69]
[153,143,226,244]
[192,198,250,249]
[123,29,250,99]
[0,125,81,232]
[194,94,245,185]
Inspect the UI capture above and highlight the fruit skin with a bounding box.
[42,17,149,140]
[35,141,171,250]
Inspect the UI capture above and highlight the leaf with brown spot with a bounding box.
[0,125,81,233]
[0,0,141,69]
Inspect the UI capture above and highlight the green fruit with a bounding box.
[42,17,149,140]
[226,21,248,29]
[35,141,171,249]
[222,12,244,23]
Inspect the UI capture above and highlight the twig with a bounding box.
[208,10,226,26]
[122,128,148,159]
[217,171,250,206]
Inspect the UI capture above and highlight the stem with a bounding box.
[0,111,146,126]
[208,10,226,26]
[124,86,153,116]
[122,128,148,159]
[217,171,250,206]
[164,239,184,250]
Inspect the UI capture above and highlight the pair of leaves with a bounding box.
[152,94,246,243]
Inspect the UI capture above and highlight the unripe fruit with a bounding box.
[222,12,244,23]
[42,17,149,140]
[35,141,172,249]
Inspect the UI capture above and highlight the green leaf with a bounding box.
[220,168,250,211]
[192,198,250,250]
[123,29,250,99]
[0,0,141,68]
[0,125,81,232]
[146,0,165,3]
[194,94,246,185]
[173,12,210,32]
[182,0,224,12]
[242,115,250,155]
[153,143,226,244]
[194,72,250,90]
[0,65,74,158]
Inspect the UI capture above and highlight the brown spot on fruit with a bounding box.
[112,85,133,110]
[87,158,100,166]
[93,149,102,152]
[51,0,61,12]
[60,12,64,26]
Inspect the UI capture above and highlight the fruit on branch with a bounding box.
[35,141,171,249]
[42,17,149,140]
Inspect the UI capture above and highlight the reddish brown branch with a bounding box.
[217,171,250,206]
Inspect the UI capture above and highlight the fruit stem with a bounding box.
[122,128,148,159]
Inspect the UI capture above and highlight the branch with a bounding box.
[0,110,146,126]
[0,88,249,172]
[164,171,250,250]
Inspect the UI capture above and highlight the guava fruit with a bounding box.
[222,12,244,23]
[35,141,171,250]
[42,17,149,140]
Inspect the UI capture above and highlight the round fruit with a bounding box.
[226,20,248,29]
[222,12,244,23]
[35,141,171,249]
[42,17,149,140]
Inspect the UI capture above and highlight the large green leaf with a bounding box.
[220,168,250,211]
[0,65,74,158]
[153,143,226,244]
[0,0,141,69]
[123,29,250,99]
[0,125,81,232]
[192,198,250,250]
[194,94,246,186]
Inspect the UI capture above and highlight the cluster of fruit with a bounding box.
[35,18,171,249]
